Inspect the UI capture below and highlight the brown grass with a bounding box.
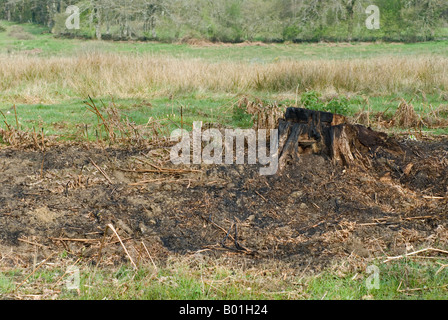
[0,106,51,149]
[177,37,268,47]
[394,99,423,129]
[83,97,170,146]
[0,53,447,104]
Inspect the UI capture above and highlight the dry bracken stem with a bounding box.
[383,247,448,263]
[15,252,57,291]
[106,224,138,270]
[89,157,113,184]
[141,241,158,272]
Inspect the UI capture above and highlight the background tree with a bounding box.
[0,0,447,42]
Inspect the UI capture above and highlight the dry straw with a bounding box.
[0,53,447,103]
[394,99,423,129]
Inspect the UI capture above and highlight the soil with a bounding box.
[0,133,447,271]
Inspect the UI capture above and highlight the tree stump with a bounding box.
[278,107,403,170]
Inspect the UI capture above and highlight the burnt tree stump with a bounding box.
[278,107,403,170]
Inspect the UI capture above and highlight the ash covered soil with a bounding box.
[0,135,447,270]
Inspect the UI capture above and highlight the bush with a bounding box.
[301,90,324,110]
[282,25,301,42]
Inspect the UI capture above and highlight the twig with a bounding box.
[383,247,448,263]
[119,167,202,174]
[129,178,197,186]
[13,104,19,129]
[54,257,82,286]
[40,149,45,179]
[254,190,267,202]
[50,237,111,243]
[403,215,434,220]
[129,178,166,186]
[359,215,434,226]
[41,127,45,152]
[358,221,395,227]
[141,241,158,272]
[311,202,320,209]
[423,195,445,200]
[436,262,448,276]
[221,222,234,247]
[15,252,57,291]
[85,96,112,140]
[198,213,233,239]
[89,157,113,184]
[180,105,183,130]
[18,238,45,248]
[397,283,448,293]
[98,224,137,270]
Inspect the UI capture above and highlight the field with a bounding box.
[0,21,448,301]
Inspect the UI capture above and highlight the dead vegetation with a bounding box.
[353,98,448,131]
[178,37,268,48]
[7,25,34,40]
[237,96,285,130]
[0,105,54,149]
[2,54,448,104]
[0,98,172,151]
[394,99,424,129]
[84,96,171,148]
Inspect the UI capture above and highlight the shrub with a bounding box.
[326,96,349,115]
[301,91,350,115]
[301,90,324,110]
[282,25,301,42]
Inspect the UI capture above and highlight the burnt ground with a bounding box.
[0,134,447,272]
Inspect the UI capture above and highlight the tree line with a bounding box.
[1,0,447,42]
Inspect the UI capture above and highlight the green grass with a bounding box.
[0,95,249,141]
[2,20,448,62]
[1,256,447,300]
[305,260,448,300]
[1,90,447,144]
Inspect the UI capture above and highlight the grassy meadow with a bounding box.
[0,20,448,138]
